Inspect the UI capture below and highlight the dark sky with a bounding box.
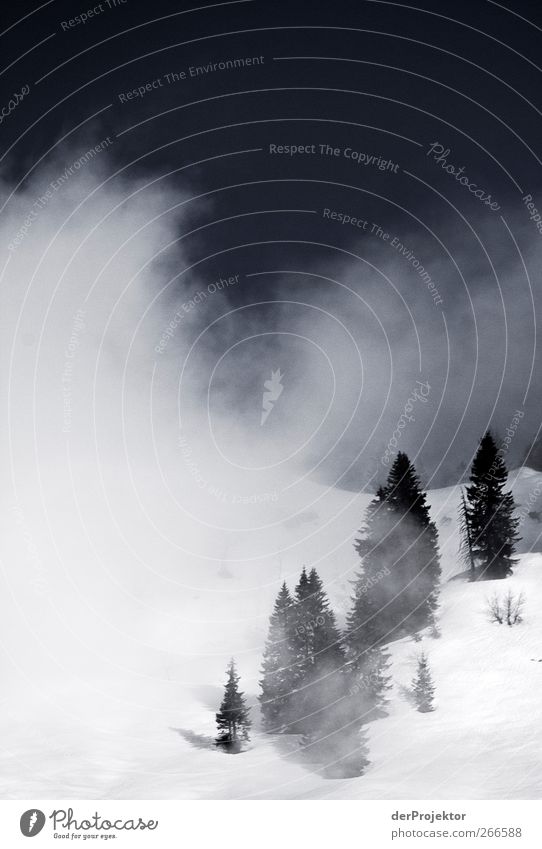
[2,0,542,487]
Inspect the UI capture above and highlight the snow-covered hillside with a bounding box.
[1,469,542,799]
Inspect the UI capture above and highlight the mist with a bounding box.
[1,144,539,711]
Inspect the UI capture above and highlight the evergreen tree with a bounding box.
[291,566,314,672]
[215,659,251,752]
[412,652,435,713]
[290,567,346,733]
[465,432,520,579]
[384,453,441,633]
[305,568,346,670]
[348,488,393,642]
[259,582,298,732]
[346,454,440,659]
[257,569,369,777]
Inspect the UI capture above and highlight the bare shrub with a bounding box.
[486,590,525,626]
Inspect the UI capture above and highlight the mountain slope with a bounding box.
[1,469,542,798]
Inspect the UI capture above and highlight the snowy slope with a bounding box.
[1,469,542,799]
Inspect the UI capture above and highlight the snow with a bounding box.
[1,469,542,798]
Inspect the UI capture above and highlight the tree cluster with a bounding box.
[259,566,368,777]
[258,452,441,774]
[217,437,521,771]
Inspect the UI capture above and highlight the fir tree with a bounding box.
[258,569,369,777]
[346,454,440,660]
[348,488,392,641]
[290,567,346,733]
[411,652,435,713]
[305,568,346,671]
[215,659,251,752]
[465,432,520,579]
[259,582,298,732]
[291,566,313,671]
[384,453,441,633]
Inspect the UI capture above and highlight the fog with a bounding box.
[0,145,539,703]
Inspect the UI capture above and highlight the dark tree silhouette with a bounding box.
[346,454,441,656]
[384,453,441,632]
[464,432,520,579]
[216,659,251,752]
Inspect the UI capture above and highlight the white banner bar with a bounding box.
[1,800,540,848]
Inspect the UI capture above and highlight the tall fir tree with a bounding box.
[215,659,251,752]
[464,432,519,579]
[384,452,441,633]
[259,582,298,732]
[411,652,435,713]
[346,454,440,659]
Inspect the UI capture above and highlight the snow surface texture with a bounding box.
[1,469,541,799]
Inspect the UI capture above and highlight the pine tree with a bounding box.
[384,453,441,633]
[411,652,435,712]
[346,454,440,661]
[305,568,346,671]
[259,582,298,732]
[215,659,251,752]
[465,432,520,579]
[290,567,346,733]
[291,566,313,672]
[257,569,369,777]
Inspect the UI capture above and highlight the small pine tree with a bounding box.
[216,659,251,752]
[259,582,298,732]
[412,652,435,713]
[465,432,520,579]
